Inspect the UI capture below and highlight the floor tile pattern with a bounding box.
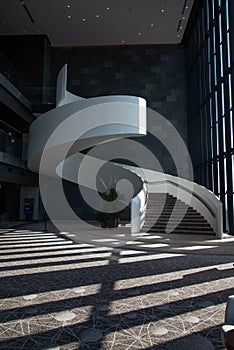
[0,224,233,349]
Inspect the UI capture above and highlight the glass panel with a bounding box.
[227,32,231,68]
[219,13,222,43]
[223,117,226,152]
[225,194,229,229]
[0,128,22,158]
[6,134,21,158]
[217,160,220,194]
[216,122,220,155]
[212,0,215,20]
[208,63,212,92]
[210,97,213,126]
[206,0,210,30]
[213,27,216,54]
[229,74,232,109]
[224,157,227,192]
[220,44,223,77]
[221,83,225,116]
[215,90,219,121]
[226,0,229,31]
[232,155,234,190]
[212,162,215,192]
[208,37,211,62]
[211,126,214,157]
[231,111,233,149]
[0,129,6,152]
[214,54,217,85]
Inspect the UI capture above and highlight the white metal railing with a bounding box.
[131,182,148,234]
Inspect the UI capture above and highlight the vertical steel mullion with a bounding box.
[205,1,213,189]
[209,0,218,194]
[206,98,213,189]
[227,0,234,233]
[214,0,226,230]
[199,12,207,186]
[229,0,234,134]
[221,0,233,234]
[204,5,213,189]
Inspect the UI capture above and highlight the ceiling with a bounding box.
[0,0,194,46]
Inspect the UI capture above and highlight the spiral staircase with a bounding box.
[27,64,223,240]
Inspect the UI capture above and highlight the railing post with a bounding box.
[131,196,141,234]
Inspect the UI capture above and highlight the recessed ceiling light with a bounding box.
[180,26,183,29]
[161,9,165,13]
[177,34,180,37]
[150,23,154,27]
[82,18,86,22]
[182,16,186,20]
[107,7,110,10]
[96,14,100,18]
[121,40,125,43]
[138,32,141,35]
[67,15,71,19]
[186,6,189,9]
[67,4,71,8]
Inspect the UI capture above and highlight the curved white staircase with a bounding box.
[27,64,223,239]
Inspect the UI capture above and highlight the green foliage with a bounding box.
[96,187,125,222]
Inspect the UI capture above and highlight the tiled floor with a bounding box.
[0,223,233,349]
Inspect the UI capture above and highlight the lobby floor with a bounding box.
[0,222,233,349]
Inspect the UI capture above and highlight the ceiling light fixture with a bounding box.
[107,7,110,10]
[138,32,141,35]
[67,4,71,8]
[161,9,165,13]
[121,40,125,43]
[186,6,189,9]
[177,34,180,37]
[150,23,154,27]
[96,14,100,18]
[82,18,86,22]
[67,15,71,19]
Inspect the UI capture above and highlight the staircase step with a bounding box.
[143,192,215,236]
[143,228,214,234]
[145,220,210,227]
[145,216,207,221]
[143,229,215,235]
[147,203,191,209]
[143,223,213,229]
[146,210,198,214]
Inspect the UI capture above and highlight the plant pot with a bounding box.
[106,217,118,228]
[100,220,107,228]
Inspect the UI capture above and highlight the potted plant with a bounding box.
[96,178,125,228]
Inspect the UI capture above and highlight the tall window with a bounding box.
[185,0,234,234]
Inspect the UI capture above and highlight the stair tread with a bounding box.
[144,192,214,235]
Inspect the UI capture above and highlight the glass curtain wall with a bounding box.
[185,0,234,234]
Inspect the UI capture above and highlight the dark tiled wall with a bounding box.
[52,45,188,175]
